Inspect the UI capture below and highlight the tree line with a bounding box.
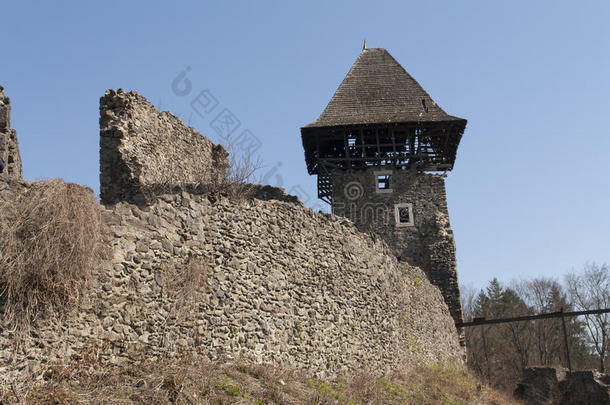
[461,262,609,392]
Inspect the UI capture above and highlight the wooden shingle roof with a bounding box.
[304,48,465,128]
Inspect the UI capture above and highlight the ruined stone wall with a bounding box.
[515,367,610,405]
[331,168,463,324]
[0,186,463,381]
[99,89,229,204]
[0,86,22,178]
[0,90,464,383]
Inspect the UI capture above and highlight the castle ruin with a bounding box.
[301,48,466,325]
[0,86,463,381]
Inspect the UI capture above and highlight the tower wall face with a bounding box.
[331,168,463,324]
[0,86,23,179]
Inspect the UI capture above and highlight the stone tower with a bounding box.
[0,85,23,178]
[301,48,467,324]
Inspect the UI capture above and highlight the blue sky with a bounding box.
[2,1,609,290]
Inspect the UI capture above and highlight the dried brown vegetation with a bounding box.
[209,140,263,201]
[0,343,516,405]
[0,179,109,331]
[136,141,262,204]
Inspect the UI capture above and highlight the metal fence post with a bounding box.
[560,306,572,372]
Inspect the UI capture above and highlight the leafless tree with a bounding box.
[461,285,489,379]
[461,280,533,391]
[461,283,478,320]
[564,263,610,372]
[208,137,263,199]
[513,278,568,367]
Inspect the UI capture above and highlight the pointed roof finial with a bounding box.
[363,39,367,51]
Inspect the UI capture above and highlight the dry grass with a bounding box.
[0,179,109,331]
[136,149,261,204]
[1,343,518,405]
[134,137,263,204]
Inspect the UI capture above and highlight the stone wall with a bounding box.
[0,90,464,383]
[331,168,463,325]
[0,86,22,178]
[514,367,610,405]
[99,89,229,204]
[0,184,463,382]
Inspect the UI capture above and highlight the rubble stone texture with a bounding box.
[99,89,229,204]
[515,367,610,405]
[0,182,464,381]
[331,168,463,325]
[0,89,464,382]
[0,86,22,178]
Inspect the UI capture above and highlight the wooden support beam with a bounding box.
[390,127,397,166]
[376,130,381,157]
[443,124,453,157]
[343,130,351,167]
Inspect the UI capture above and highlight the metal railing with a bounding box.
[456,307,610,371]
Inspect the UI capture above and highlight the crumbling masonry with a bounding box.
[0,87,463,381]
[0,86,22,178]
[99,89,229,205]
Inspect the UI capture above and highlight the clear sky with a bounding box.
[2,1,609,290]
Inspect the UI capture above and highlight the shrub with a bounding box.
[206,139,262,201]
[135,141,262,205]
[0,179,109,330]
